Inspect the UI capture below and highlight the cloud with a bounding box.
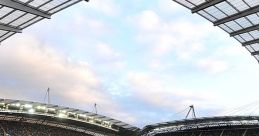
[158,0,186,13]
[0,35,137,124]
[196,58,229,74]
[130,10,209,59]
[0,35,99,102]
[127,72,219,111]
[87,0,120,16]
[96,43,121,61]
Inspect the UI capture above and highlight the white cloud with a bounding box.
[158,0,186,13]
[0,35,100,102]
[0,35,137,124]
[87,0,120,16]
[127,72,220,111]
[197,58,229,74]
[134,10,160,31]
[130,10,209,59]
[96,43,121,61]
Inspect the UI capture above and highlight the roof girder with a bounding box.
[214,5,259,26]
[0,24,21,33]
[0,0,51,19]
[230,24,259,37]
[252,51,259,56]
[191,0,225,13]
[242,39,259,46]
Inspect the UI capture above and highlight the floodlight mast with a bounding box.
[185,105,196,119]
[94,103,97,114]
[47,88,50,104]
[44,88,51,104]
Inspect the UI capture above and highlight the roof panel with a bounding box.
[227,0,249,11]
[172,0,259,63]
[0,0,85,43]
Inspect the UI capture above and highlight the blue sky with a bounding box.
[0,0,259,127]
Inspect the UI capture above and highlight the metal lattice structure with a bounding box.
[172,0,259,63]
[141,116,259,136]
[0,98,140,136]
[0,0,89,43]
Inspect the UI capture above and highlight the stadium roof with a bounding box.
[173,0,259,63]
[141,116,259,135]
[0,98,140,135]
[0,0,89,43]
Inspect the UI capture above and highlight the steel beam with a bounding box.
[214,5,259,26]
[0,0,51,19]
[242,39,259,46]
[251,51,259,56]
[0,24,21,33]
[191,0,225,13]
[230,24,259,37]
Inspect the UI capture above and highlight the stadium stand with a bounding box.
[0,121,90,136]
[141,116,259,136]
[0,99,140,136]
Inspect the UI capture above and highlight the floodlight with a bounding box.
[28,109,35,114]
[24,104,33,109]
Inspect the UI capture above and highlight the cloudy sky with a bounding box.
[1,0,259,128]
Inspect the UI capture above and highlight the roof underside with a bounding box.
[173,0,259,63]
[0,0,88,43]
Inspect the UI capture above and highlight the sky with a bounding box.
[0,0,259,128]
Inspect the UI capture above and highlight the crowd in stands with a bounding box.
[0,121,91,136]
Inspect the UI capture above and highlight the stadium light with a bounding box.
[58,113,67,118]
[24,104,33,109]
[28,109,35,114]
[36,106,46,110]
[14,103,20,107]
[78,114,86,118]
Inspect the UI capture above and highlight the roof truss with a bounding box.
[172,0,259,63]
[0,1,51,19]
[214,5,259,26]
[0,0,90,43]
[191,0,225,13]
[230,24,259,37]
[242,39,259,46]
[0,23,21,33]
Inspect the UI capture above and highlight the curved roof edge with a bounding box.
[0,0,89,43]
[172,0,259,63]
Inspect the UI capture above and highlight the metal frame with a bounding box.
[191,0,225,13]
[0,0,90,43]
[230,24,259,37]
[0,1,50,19]
[172,0,259,63]
[214,5,259,26]
[0,23,21,33]
[243,39,259,46]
